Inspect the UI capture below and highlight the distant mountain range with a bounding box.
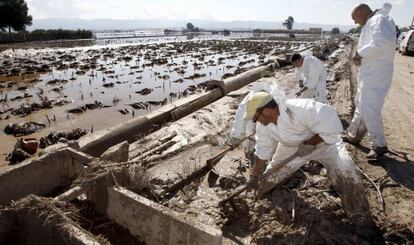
[28,18,355,32]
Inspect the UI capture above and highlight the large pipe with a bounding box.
[79,64,274,156]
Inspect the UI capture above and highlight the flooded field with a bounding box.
[0,36,324,166]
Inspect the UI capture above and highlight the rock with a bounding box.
[101,141,129,163]
[39,142,70,156]
[7,149,31,165]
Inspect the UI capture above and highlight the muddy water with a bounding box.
[0,38,322,166]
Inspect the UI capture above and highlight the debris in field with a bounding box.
[67,100,107,114]
[4,121,46,136]
[135,88,153,95]
[39,128,88,149]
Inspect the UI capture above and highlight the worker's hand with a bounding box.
[230,137,240,149]
[298,80,304,88]
[297,143,316,157]
[353,53,362,66]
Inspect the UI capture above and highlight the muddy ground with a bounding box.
[123,40,414,244]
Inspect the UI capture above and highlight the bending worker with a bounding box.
[343,3,396,160]
[234,89,369,221]
[291,53,327,103]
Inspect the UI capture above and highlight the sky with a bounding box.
[26,0,414,26]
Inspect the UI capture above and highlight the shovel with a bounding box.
[206,133,254,186]
[219,150,299,205]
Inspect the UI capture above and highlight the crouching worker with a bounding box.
[239,90,369,222]
[291,53,327,103]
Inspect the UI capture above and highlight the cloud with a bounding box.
[25,0,412,26]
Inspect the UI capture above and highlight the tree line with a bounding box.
[0,29,94,43]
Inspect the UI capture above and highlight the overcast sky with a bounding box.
[26,0,413,26]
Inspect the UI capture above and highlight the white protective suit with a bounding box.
[231,82,286,140]
[253,97,368,219]
[346,7,396,148]
[295,55,327,103]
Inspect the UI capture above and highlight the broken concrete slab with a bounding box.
[108,187,222,245]
[101,141,129,163]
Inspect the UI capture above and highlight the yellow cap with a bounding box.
[244,92,273,121]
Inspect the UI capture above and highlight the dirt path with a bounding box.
[383,53,414,155]
[344,52,414,243]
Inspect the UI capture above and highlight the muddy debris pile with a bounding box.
[6,138,40,164]
[39,128,88,149]
[4,121,46,137]
[11,99,53,117]
[67,100,109,114]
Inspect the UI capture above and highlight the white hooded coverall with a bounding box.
[347,8,396,148]
[295,55,327,103]
[231,82,286,140]
[236,92,368,218]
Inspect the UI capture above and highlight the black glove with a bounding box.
[299,80,304,88]
[230,137,240,149]
[247,175,259,189]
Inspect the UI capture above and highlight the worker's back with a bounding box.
[358,11,396,63]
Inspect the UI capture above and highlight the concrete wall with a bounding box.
[93,186,222,245]
[3,196,102,245]
[19,204,101,245]
[0,148,91,205]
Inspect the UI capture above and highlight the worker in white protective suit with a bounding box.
[291,53,327,103]
[343,3,396,160]
[239,90,369,221]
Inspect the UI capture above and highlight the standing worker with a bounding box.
[291,53,327,103]
[343,3,396,160]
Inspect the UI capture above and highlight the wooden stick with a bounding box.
[54,186,88,202]
[356,166,385,211]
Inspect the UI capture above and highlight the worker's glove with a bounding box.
[247,175,259,189]
[230,137,240,149]
[297,143,316,157]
